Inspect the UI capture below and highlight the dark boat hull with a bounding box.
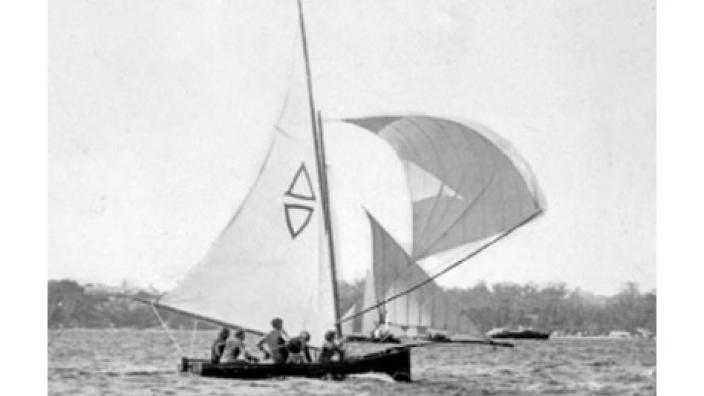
[179,346,412,382]
[490,330,550,340]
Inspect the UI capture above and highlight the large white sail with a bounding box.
[344,116,545,263]
[340,116,545,337]
[158,31,335,345]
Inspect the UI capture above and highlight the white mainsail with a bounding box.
[157,27,335,345]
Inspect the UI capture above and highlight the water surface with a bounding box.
[49,329,655,395]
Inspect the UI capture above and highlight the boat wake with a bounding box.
[97,368,174,377]
[347,373,397,383]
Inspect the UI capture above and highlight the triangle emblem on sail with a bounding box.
[284,203,314,239]
[284,162,316,239]
[285,162,316,201]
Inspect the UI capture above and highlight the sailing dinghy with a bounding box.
[140,0,544,382]
[138,0,415,382]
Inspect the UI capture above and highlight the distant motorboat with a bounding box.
[607,330,632,339]
[487,327,550,340]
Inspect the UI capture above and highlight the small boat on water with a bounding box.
[179,347,411,381]
[140,0,545,382]
[488,327,551,340]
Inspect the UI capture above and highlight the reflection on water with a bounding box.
[49,329,655,395]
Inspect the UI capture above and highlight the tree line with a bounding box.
[48,279,655,335]
[445,281,655,335]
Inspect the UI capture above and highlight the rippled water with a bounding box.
[49,329,655,395]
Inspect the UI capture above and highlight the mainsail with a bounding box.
[156,14,335,345]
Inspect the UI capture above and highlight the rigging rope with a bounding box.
[338,209,542,325]
[150,303,185,357]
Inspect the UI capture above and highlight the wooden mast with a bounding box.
[296,0,343,337]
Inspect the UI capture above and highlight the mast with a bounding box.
[296,0,343,337]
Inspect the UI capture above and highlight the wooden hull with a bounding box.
[179,346,412,382]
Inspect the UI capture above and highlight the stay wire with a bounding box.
[150,303,185,357]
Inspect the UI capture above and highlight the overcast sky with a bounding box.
[49,0,654,295]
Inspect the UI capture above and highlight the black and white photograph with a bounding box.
[40,0,662,394]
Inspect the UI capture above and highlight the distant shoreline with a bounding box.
[49,279,656,336]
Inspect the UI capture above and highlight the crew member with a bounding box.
[211,327,230,363]
[257,317,289,363]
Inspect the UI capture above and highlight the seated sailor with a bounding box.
[211,327,230,364]
[286,330,312,364]
[318,330,345,364]
[257,317,289,364]
[371,320,393,342]
[220,329,258,363]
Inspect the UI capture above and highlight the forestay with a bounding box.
[157,32,335,346]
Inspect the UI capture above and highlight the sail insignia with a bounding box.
[285,162,316,201]
[284,203,314,239]
[283,162,316,239]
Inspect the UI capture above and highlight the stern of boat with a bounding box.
[179,357,205,376]
[380,347,412,382]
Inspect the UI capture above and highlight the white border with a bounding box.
[2,0,697,394]
[0,1,47,394]
[658,1,704,394]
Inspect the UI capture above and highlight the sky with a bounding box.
[49,0,655,295]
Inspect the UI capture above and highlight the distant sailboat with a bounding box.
[140,0,544,382]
